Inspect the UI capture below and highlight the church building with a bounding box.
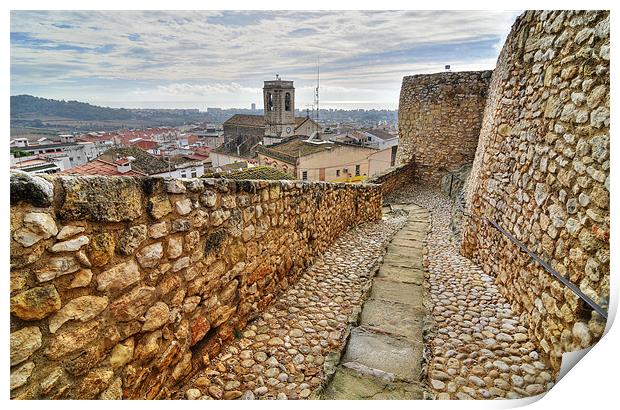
[211,76,320,167]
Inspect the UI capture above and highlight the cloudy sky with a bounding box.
[11,10,520,110]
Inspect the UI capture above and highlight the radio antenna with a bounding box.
[315,56,320,125]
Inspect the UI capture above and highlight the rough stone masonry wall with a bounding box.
[365,162,417,198]
[462,10,610,372]
[397,70,492,184]
[9,172,381,399]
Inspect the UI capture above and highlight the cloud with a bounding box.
[288,27,319,37]
[10,10,521,109]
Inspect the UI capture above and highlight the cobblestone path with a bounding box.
[389,185,555,400]
[322,204,430,399]
[179,211,407,400]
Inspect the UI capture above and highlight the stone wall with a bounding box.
[365,162,417,198]
[397,70,492,184]
[9,172,382,399]
[462,10,609,372]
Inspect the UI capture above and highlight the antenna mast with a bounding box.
[315,57,320,125]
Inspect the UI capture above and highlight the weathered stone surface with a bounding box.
[462,10,609,375]
[59,176,143,222]
[97,260,141,292]
[35,255,80,282]
[134,330,162,362]
[49,295,109,333]
[136,242,164,268]
[190,316,210,346]
[40,368,67,397]
[13,211,59,248]
[186,388,201,400]
[70,269,93,288]
[10,170,54,207]
[172,352,192,380]
[45,319,103,359]
[167,237,183,259]
[397,71,491,183]
[117,225,148,255]
[11,326,42,366]
[77,369,114,399]
[109,286,157,321]
[142,302,170,331]
[110,337,135,368]
[201,191,217,207]
[9,173,383,399]
[11,285,61,320]
[172,256,190,272]
[87,233,115,267]
[184,231,200,252]
[99,377,123,400]
[149,221,169,239]
[175,198,193,215]
[167,180,186,194]
[50,235,89,253]
[242,225,255,242]
[149,195,172,219]
[11,271,28,293]
[342,327,422,382]
[11,361,35,391]
[57,225,86,240]
[76,249,92,266]
[323,368,424,400]
[172,218,190,232]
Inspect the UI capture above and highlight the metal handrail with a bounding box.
[483,216,608,320]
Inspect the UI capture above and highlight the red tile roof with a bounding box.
[61,159,146,176]
[131,139,159,150]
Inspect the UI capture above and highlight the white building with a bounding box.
[10,154,71,174]
[15,142,89,168]
[361,129,399,150]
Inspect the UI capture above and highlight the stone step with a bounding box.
[386,244,423,256]
[369,278,425,308]
[383,254,424,269]
[390,238,424,249]
[400,228,428,235]
[360,299,425,341]
[340,327,423,383]
[376,265,425,285]
[321,367,424,400]
[391,235,425,244]
[403,221,429,228]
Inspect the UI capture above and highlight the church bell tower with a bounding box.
[263,75,296,138]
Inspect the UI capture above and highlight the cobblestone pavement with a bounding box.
[179,212,407,400]
[389,185,556,400]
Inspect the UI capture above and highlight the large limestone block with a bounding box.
[341,328,423,382]
[58,176,143,222]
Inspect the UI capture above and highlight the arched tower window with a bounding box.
[267,93,273,111]
[285,92,291,111]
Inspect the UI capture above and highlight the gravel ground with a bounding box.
[389,184,555,400]
[179,212,407,400]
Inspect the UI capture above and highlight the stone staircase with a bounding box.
[322,204,431,399]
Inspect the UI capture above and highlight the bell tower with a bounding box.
[263,75,296,138]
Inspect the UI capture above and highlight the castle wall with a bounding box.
[461,10,609,371]
[397,70,492,183]
[365,162,417,198]
[9,172,381,399]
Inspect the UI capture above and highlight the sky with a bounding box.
[10,10,521,110]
